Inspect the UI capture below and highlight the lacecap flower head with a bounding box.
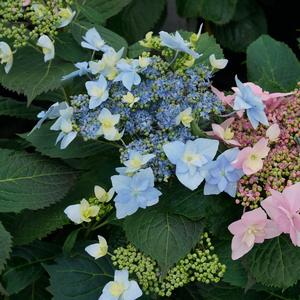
[163,138,219,190]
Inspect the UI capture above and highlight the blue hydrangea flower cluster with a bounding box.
[70,55,223,180]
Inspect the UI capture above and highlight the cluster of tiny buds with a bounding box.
[111,233,226,297]
[88,196,113,222]
[0,0,73,49]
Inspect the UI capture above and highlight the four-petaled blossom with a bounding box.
[175,107,194,128]
[90,47,124,80]
[111,168,161,219]
[115,59,141,91]
[97,108,121,141]
[266,123,280,142]
[228,208,281,260]
[50,105,77,149]
[209,54,228,70]
[57,7,76,28]
[99,269,142,300]
[86,75,109,109]
[235,82,293,110]
[85,235,108,259]
[122,92,140,107]
[62,61,89,81]
[81,28,109,52]
[233,76,269,129]
[123,151,155,173]
[64,199,99,224]
[30,101,68,134]
[0,42,13,73]
[37,35,55,62]
[206,118,240,146]
[204,148,244,197]
[261,183,300,247]
[163,138,219,190]
[232,138,270,175]
[159,31,201,59]
[94,185,114,203]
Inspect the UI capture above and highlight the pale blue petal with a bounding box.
[194,138,219,161]
[163,141,185,164]
[60,131,77,149]
[204,182,220,195]
[217,176,227,192]
[123,281,143,300]
[143,188,161,205]
[115,198,139,219]
[89,97,102,109]
[122,73,135,90]
[176,170,204,191]
[111,175,132,193]
[224,182,238,197]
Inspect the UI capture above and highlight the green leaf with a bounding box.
[176,0,238,24]
[2,241,59,295]
[72,22,128,52]
[247,236,300,288]
[247,35,300,92]
[0,97,41,120]
[196,282,268,300]
[127,42,149,58]
[63,228,82,254]
[108,0,166,43]
[56,32,90,63]
[0,149,76,213]
[0,47,73,105]
[124,203,204,274]
[0,222,12,274]
[0,202,69,246]
[77,0,132,24]
[165,182,241,238]
[214,240,248,288]
[45,254,114,300]
[20,123,114,159]
[212,0,267,52]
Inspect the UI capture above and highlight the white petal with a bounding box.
[64,204,82,224]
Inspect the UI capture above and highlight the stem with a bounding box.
[267,292,291,300]
[169,50,179,65]
[219,111,237,118]
[91,220,109,231]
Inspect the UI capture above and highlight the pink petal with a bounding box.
[266,124,280,141]
[282,183,300,212]
[231,147,252,169]
[221,117,235,129]
[293,215,300,231]
[252,138,270,158]
[211,86,234,106]
[243,157,263,175]
[228,220,246,235]
[261,194,282,221]
[227,139,241,146]
[211,124,225,139]
[241,208,267,226]
[264,220,282,239]
[245,82,263,96]
[231,234,253,260]
[289,225,300,247]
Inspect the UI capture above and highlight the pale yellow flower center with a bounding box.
[91,86,104,97]
[110,282,125,297]
[223,128,234,140]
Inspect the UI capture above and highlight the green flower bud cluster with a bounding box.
[88,196,113,222]
[111,233,226,297]
[0,0,73,49]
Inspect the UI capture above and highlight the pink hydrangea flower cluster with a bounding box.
[229,183,300,260]
[231,91,300,208]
